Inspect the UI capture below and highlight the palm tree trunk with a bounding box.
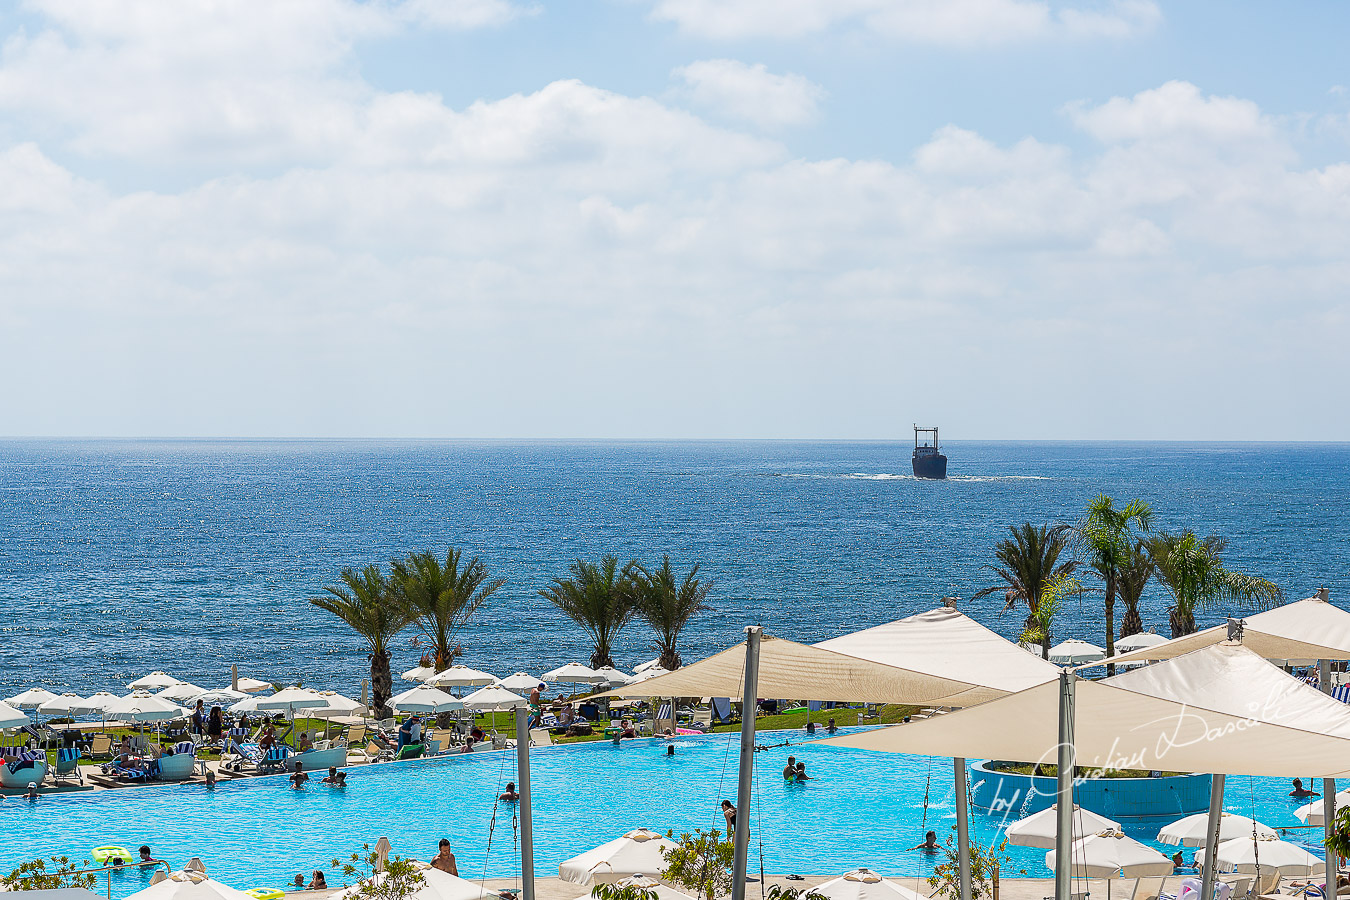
[1168,606,1196,639]
[1120,603,1143,638]
[1104,578,1116,677]
[371,650,393,719]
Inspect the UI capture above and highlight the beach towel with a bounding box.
[711,697,734,724]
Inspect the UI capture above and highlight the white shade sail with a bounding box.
[558,829,679,885]
[1099,595,1350,667]
[1195,836,1324,875]
[1295,790,1350,826]
[157,682,209,703]
[1005,805,1120,849]
[106,691,187,723]
[812,869,930,900]
[1157,813,1278,848]
[333,864,495,900]
[460,684,528,711]
[253,687,331,713]
[125,870,256,900]
[597,634,1002,706]
[542,663,606,684]
[36,692,87,715]
[0,699,29,729]
[1048,639,1107,665]
[72,691,121,715]
[823,642,1350,778]
[498,672,543,691]
[401,665,436,683]
[817,605,1060,698]
[5,687,58,709]
[128,671,182,690]
[390,686,465,714]
[1046,832,1173,878]
[426,665,497,688]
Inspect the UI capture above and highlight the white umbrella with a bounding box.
[105,691,187,723]
[498,673,543,692]
[542,663,606,684]
[227,696,267,714]
[128,672,182,690]
[1048,639,1106,665]
[72,691,121,716]
[0,700,28,729]
[629,666,671,684]
[1046,831,1174,877]
[426,665,497,688]
[609,875,698,900]
[1114,632,1168,654]
[36,692,87,715]
[332,863,494,900]
[125,869,255,900]
[559,829,680,885]
[156,682,209,703]
[812,869,930,900]
[233,677,273,693]
[401,665,436,683]
[633,658,663,673]
[193,688,249,707]
[1295,789,1350,826]
[460,684,528,711]
[593,666,632,685]
[390,686,464,714]
[253,687,331,714]
[314,691,366,715]
[1005,805,1120,849]
[5,687,58,709]
[1157,812,1277,847]
[1195,835,1325,875]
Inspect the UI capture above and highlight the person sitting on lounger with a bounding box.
[1290,778,1320,798]
[910,831,939,852]
[500,781,520,802]
[289,761,308,789]
[296,732,313,753]
[259,724,277,751]
[322,766,341,784]
[431,840,458,875]
[469,725,485,743]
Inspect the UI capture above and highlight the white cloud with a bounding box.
[1069,80,1271,144]
[648,0,1160,45]
[672,59,825,128]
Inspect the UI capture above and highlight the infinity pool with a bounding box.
[0,730,1325,897]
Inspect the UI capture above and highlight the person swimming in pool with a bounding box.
[1290,778,1320,798]
[910,831,939,852]
[431,839,458,876]
[794,762,811,781]
[783,756,797,780]
[499,781,520,802]
[23,782,39,801]
[289,761,308,789]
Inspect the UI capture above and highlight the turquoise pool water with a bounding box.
[0,730,1327,897]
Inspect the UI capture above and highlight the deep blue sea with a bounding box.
[1,440,1347,700]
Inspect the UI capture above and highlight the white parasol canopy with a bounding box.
[5,687,58,709]
[593,666,632,685]
[460,684,528,711]
[233,677,274,693]
[543,663,606,684]
[558,828,679,885]
[72,691,121,716]
[390,686,465,714]
[193,688,248,708]
[1005,805,1120,849]
[314,691,366,715]
[106,691,187,723]
[128,672,182,690]
[426,665,497,688]
[812,869,930,900]
[1157,813,1278,848]
[332,863,495,900]
[498,673,544,692]
[125,869,256,900]
[633,658,663,673]
[1046,831,1173,877]
[1295,789,1350,826]
[628,666,671,684]
[36,692,87,715]
[1114,632,1168,654]
[1195,835,1324,875]
[401,665,436,683]
[608,875,697,900]
[1048,639,1107,665]
[0,699,29,729]
[157,682,209,703]
[253,687,332,714]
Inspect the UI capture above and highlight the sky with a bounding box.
[1,0,1348,440]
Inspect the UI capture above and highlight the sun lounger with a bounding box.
[88,733,114,760]
[54,747,83,785]
[711,697,735,724]
[255,745,291,774]
[529,729,554,747]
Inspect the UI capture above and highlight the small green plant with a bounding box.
[2,856,98,891]
[331,846,426,900]
[766,887,828,900]
[1326,807,1350,860]
[661,828,734,900]
[592,883,660,900]
[928,832,1021,900]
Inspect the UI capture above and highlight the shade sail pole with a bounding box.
[1321,658,1337,887]
[731,626,762,900]
[1200,774,1225,900]
[955,758,972,900]
[1054,670,1077,900]
[514,706,536,900]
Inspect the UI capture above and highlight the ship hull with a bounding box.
[912,453,948,479]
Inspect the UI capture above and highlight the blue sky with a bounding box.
[0,1,1348,440]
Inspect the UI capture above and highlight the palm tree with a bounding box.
[309,564,416,719]
[628,556,713,671]
[1116,541,1154,639]
[1147,531,1284,637]
[973,523,1077,658]
[1020,574,1081,659]
[391,549,506,670]
[539,555,635,669]
[1076,494,1151,673]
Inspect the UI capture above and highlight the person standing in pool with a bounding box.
[721,800,736,835]
[782,756,797,780]
[825,718,838,734]
[138,847,156,867]
[499,782,520,801]
[1290,778,1320,798]
[23,782,38,801]
[910,831,939,852]
[431,840,458,875]
[289,761,308,789]
[322,767,341,784]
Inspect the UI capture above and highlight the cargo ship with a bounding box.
[912,425,948,479]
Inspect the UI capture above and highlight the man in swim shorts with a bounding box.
[783,756,796,780]
[431,839,458,875]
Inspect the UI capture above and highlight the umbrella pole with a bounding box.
[1200,774,1225,900]
[514,706,536,900]
[955,758,972,900]
[1054,671,1077,900]
[731,626,762,900]
[1320,659,1338,887]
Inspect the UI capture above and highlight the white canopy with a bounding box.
[332,864,494,900]
[627,667,671,685]
[1295,790,1350,826]
[426,665,497,688]
[558,829,679,885]
[1048,639,1107,665]
[1157,813,1278,848]
[401,665,436,683]
[597,634,1002,706]
[253,687,331,713]
[72,691,121,715]
[157,682,209,703]
[608,875,697,900]
[593,666,632,685]
[193,688,248,707]
[1195,836,1324,875]
[5,686,58,709]
[0,699,28,729]
[542,663,606,684]
[633,658,663,673]
[390,686,465,714]
[1046,831,1173,878]
[816,605,1060,698]
[1005,805,1120,849]
[233,677,273,693]
[1100,595,1350,667]
[125,870,256,900]
[498,673,544,691]
[460,684,527,711]
[36,692,87,715]
[823,642,1350,778]
[128,671,182,690]
[1114,632,1168,653]
[314,691,366,715]
[106,691,187,723]
[812,869,930,900]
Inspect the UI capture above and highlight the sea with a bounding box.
[1,439,1347,700]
